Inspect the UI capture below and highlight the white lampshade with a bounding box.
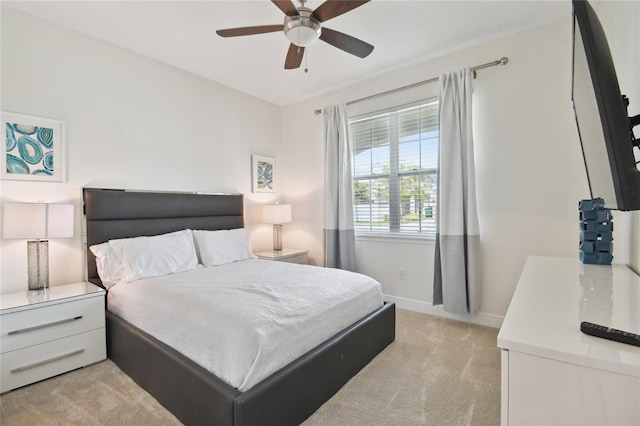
[47,204,74,238]
[3,203,74,239]
[263,204,292,225]
[3,203,47,239]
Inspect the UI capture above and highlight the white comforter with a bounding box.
[107,259,383,391]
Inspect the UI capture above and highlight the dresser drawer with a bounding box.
[1,328,105,393]
[0,296,105,354]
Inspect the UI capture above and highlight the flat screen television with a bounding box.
[571,0,640,211]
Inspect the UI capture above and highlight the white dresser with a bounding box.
[498,256,640,425]
[0,282,106,393]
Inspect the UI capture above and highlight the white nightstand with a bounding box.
[255,248,309,265]
[0,282,106,393]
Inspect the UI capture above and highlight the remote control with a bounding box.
[580,322,640,347]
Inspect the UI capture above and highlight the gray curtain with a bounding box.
[323,103,356,271]
[433,68,480,315]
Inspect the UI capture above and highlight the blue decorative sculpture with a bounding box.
[578,198,613,265]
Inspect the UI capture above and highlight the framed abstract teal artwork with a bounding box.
[2,112,65,182]
[252,155,275,193]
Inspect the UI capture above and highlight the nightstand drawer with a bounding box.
[0,297,105,354]
[277,253,308,264]
[255,249,309,264]
[1,328,106,393]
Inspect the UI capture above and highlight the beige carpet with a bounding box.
[0,309,500,425]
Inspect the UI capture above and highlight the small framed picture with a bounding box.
[252,155,275,193]
[2,112,65,182]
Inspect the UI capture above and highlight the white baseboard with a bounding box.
[383,294,504,329]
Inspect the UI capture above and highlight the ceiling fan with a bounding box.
[216,0,374,70]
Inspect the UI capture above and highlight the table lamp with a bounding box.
[2,202,74,292]
[263,204,292,252]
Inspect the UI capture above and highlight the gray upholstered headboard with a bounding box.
[83,188,244,288]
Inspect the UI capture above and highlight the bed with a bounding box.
[83,188,395,426]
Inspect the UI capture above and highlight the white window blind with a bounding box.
[350,99,439,236]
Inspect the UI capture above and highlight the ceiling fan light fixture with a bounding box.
[284,14,321,47]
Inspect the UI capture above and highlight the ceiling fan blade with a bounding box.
[319,27,374,58]
[312,0,370,22]
[272,0,299,16]
[216,25,284,38]
[284,44,305,69]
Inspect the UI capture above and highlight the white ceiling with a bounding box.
[3,0,571,106]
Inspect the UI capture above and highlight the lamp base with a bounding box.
[273,224,283,251]
[27,240,49,292]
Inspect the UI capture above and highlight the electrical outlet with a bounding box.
[398,268,406,280]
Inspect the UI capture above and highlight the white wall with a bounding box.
[0,7,282,294]
[281,11,638,325]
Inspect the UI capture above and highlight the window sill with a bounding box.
[355,233,435,245]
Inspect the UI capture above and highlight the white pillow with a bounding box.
[193,228,255,266]
[89,242,123,289]
[108,229,198,283]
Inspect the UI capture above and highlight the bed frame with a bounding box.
[83,188,395,426]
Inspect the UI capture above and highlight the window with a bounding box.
[350,99,438,237]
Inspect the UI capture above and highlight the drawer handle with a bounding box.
[10,349,85,374]
[8,316,83,335]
